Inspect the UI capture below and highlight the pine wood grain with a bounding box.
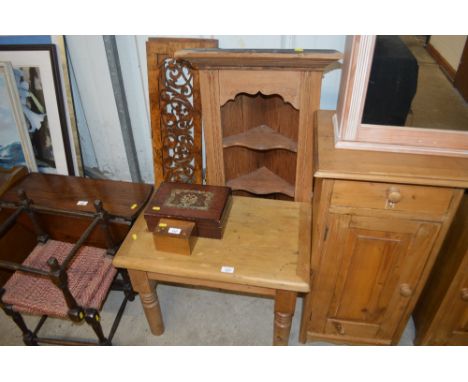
[187,51,340,204]
[199,70,225,186]
[115,195,310,345]
[302,184,461,345]
[128,270,164,335]
[174,49,342,70]
[301,113,466,345]
[294,71,321,202]
[331,180,456,220]
[153,218,197,256]
[222,125,298,152]
[218,70,302,108]
[316,111,468,188]
[221,93,299,199]
[114,196,310,292]
[226,167,295,197]
[274,290,297,345]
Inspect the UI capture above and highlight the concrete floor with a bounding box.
[0,284,415,346]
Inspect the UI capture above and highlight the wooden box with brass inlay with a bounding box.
[144,182,232,239]
[153,218,197,256]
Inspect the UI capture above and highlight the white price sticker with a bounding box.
[168,227,182,235]
[76,200,88,206]
[220,266,235,274]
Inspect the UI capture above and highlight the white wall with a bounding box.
[67,36,132,181]
[430,35,467,71]
[115,36,153,183]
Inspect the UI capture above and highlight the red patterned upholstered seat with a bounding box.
[2,240,117,318]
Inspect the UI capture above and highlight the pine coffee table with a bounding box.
[113,196,310,345]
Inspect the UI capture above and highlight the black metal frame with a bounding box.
[0,190,135,345]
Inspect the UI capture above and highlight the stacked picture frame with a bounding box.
[0,61,37,171]
[0,44,76,175]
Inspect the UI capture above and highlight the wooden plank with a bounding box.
[316,110,468,188]
[222,125,298,152]
[299,178,334,343]
[306,331,391,346]
[295,71,321,202]
[296,202,312,283]
[175,49,342,70]
[226,166,295,197]
[199,70,225,186]
[148,272,276,296]
[325,319,380,339]
[356,124,468,152]
[218,70,301,108]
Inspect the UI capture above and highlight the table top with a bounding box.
[1,173,153,221]
[113,196,311,292]
[315,111,468,188]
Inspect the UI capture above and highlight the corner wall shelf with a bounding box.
[222,125,298,152]
[226,166,295,197]
[176,49,342,202]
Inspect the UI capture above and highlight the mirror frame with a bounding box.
[334,35,468,157]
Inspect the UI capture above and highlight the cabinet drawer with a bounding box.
[331,180,454,218]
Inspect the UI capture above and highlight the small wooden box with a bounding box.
[144,182,232,239]
[153,218,197,255]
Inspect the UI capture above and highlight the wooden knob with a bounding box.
[400,283,412,297]
[461,288,468,302]
[387,187,402,205]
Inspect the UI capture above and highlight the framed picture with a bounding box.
[0,61,37,171]
[0,44,75,175]
[53,36,83,176]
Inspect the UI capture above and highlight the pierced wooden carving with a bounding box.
[147,38,218,187]
[159,58,197,184]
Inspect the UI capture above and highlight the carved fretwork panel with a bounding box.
[146,38,218,187]
[159,58,197,184]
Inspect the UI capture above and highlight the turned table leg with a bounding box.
[273,290,297,345]
[128,270,164,335]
